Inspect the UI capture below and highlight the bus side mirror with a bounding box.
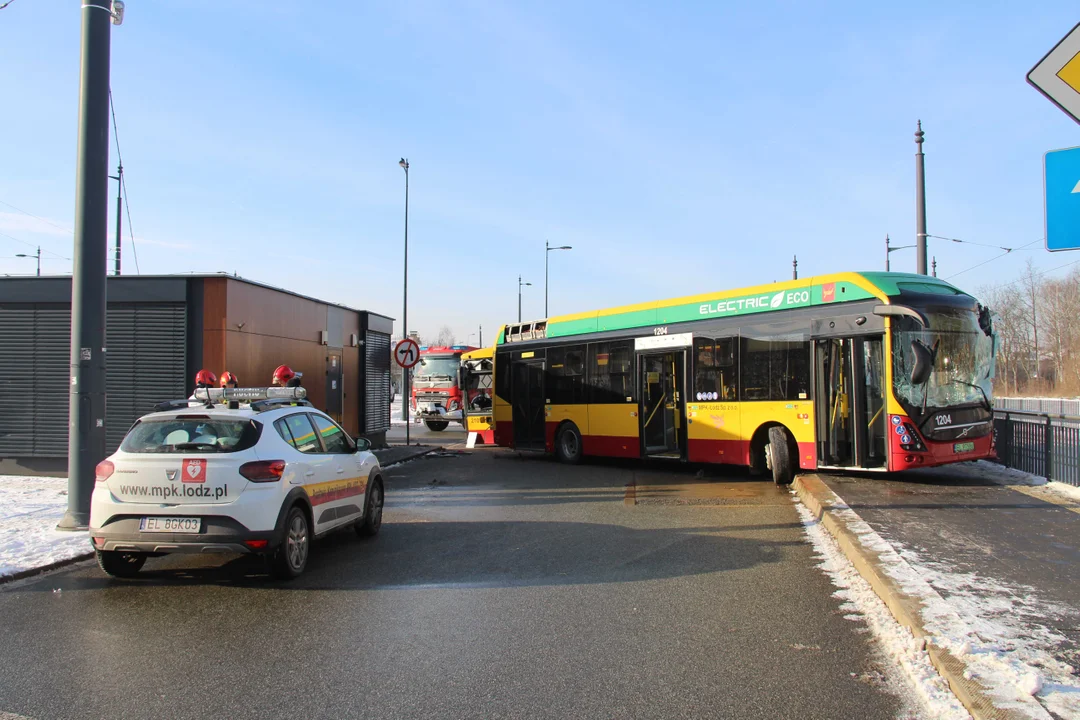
[910,339,938,386]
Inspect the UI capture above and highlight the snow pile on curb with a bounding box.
[1,475,91,579]
[799,481,1077,719]
[891,539,1080,719]
[795,501,971,719]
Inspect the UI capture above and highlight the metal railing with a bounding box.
[996,397,1080,415]
[993,410,1080,487]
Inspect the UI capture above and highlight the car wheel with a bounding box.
[766,426,795,486]
[425,420,449,431]
[96,549,146,578]
[271,505,310,580]
[555,423,583,465]
[356,477,384,538]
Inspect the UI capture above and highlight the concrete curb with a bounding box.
[0,552,94,586]
[793,474,1035,720]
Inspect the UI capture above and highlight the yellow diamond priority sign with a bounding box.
[1029,23,1080,125]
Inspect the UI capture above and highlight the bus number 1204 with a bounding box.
[653,326,668,336]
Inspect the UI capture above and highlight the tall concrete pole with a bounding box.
[915,121,928,275]
[60,0,113,531]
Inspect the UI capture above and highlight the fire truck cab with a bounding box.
[410,345,477,431]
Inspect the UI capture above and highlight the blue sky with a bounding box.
[1,1,1078,343]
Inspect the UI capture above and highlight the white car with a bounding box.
[89,387,384,580]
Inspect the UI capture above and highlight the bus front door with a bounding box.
[639,351,685,457]
[511,359,546,451]
[815,337,886,469]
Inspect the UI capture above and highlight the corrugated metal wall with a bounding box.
[0,306,71,456]
[364,330,391,434]
[0,303,187,458]
[105,304,188,450]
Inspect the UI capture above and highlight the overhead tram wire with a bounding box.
[0,199,75,237]
[945,238,1042,281]
[109,89,140,273]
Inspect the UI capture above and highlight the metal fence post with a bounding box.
[1044,414,1054,481]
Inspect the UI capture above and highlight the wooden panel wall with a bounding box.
[195,278,364,437]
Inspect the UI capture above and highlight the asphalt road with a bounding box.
[0,451,918,720]
[386,419,467,446]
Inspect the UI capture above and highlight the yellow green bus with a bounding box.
[492,271,996,483]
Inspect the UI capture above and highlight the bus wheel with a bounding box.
[555,423,583,465]
[766,426,795,486]
[425,420,449,431]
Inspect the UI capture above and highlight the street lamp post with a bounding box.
[885,234,917,271]
[544,240,572,317]
[399,158,410,445]
[518,275,532,322]
[15,247,41,277]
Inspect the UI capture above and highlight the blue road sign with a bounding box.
[1045,146,1080,251]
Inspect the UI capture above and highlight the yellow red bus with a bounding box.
[492,271,996,483]
[460,346,494,445]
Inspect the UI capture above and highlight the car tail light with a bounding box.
[95,460,114,483]
[239,460,285,482]
[92,537,105,548]
[244,539,269,550]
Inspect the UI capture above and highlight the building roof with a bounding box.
[0,272,394,322]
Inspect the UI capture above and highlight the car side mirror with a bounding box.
[910,338,938,386]
[354,437,371,452]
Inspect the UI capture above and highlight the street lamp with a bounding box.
[545,240,572,317]
[518,275,532,322]
[399,157,410,444]
[15,247,41,277]
[885,234,917,272]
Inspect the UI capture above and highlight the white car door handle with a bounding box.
[304,471,316,477]
[336,467,345,474]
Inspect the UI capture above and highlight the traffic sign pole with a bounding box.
[394,338,421,445]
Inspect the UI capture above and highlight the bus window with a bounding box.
[589,341,633,403]
[693,337,739,401]
[547,345,587,404]
[740,337,811,401]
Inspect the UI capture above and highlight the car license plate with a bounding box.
[140,517,201,533]
[953,441,975,453]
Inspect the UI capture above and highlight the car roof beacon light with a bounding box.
[192,386,308,402]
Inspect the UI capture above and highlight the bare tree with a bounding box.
[434,326,456,346]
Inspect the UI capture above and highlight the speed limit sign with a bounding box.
[394,338,421,369]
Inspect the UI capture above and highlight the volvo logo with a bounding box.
[165,469,178,482]
[956,426,972,439]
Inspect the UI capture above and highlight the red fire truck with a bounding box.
[410,345,477,431]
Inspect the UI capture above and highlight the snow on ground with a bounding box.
[796,478,1079,719]
[794,501,972,720]
[390,399,409,426]
[929,459,1080,503]
[0,475,91,579]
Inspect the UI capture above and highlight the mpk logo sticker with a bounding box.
[182,458,206,483]
[821,283,836,302]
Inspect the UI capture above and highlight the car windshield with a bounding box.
[414,355,460,379]
[892,311,994,410]
[120,417,263,454]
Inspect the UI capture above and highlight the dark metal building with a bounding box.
[0,274,393,475]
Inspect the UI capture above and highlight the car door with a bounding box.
[278,412,337,534]
[309,413,368,530]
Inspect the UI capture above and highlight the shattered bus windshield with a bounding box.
[891,311,994,411]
